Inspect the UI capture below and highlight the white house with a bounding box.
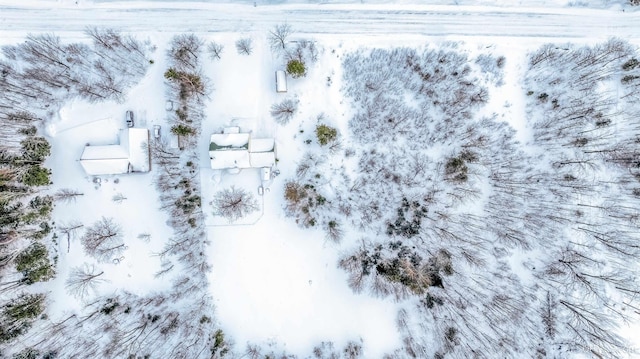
[80,128,150,175]
[209,127,275,171]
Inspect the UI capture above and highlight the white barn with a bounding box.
[80,128,150,175]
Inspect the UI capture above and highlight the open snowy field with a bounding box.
[1,1,640,358]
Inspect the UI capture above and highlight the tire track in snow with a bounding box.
[0,4,638,39]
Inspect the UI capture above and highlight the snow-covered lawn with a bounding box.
[197,35,400,355]
[42,36,176,315]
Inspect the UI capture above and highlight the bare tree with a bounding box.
[137,233,151,242]
[54,188,84,203]
[81,217,125,262]
[66,263,107,299]
[325,220,343,243]
[111,193,127,204]
[235,38,253,56]
[212,186,259,222]
[168,34,203,70]
[268,23,292,53]
[207,41,224,61]
[59,220,84,253]
[270,97,299,125]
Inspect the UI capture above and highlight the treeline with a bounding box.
[0,85,54,350]
[164,34,208,139]
[1,28,153,109]
[279,40,640,358]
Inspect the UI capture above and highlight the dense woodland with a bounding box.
[1,28,639,359]
[284,40,640,358]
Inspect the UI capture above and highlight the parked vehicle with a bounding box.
[165,100,174,111]
[275,70,287,93]
[153,125,161,139]
[125,110,134,127]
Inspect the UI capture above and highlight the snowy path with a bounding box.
[0,2,638,39]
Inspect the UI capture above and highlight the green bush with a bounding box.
[20,137,50,163]
[164,68,179,80]
[0,294,45,343]
[286,59,307,78]
[3,293,45,322]
[171,124,195,136]
[21,166,51,187]
[315,124,338,146]
[15,243,54,284]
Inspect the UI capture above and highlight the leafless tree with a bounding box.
[270,97,299,125]
[235,38,253,56]
[207,41,224,61]
[137,233,151,242]
[245,344,263,359]
[268,23,292,53]
[112,193,127,204]
[212,186,259,222]
[66,263,107,299]
[54,188,84,203]
[81,217,125,262]
[59,220,84,253]
[324,220,343,243]
[168,34,203,70]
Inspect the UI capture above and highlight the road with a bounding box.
[0,1,638,39]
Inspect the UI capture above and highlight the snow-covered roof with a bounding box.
[249,138,275,153]
[209,132,275,170]
[79,128,150,175]
[127,128,150,172]
[210,149,251,169]
[80,145,128,161]
[80,144,129,175]
[80,158,130,175]
[210,133,250,150]
[249,151,276,168]
[276,70,287,93]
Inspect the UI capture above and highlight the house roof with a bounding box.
[249,138,275,153]
[210,149,251,169]
[79,128,150,175]
[249,151,276,168]
[80,158,130,175]
[127,128,150,172]
[209,133,250,151]
[209,131,275,170]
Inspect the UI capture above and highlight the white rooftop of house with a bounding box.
[209,130,276,170]
[249,151,276,168]
[79,128,150,175]
[80,145,128,161]
[249,138,275,153]
[127,128,150,172]
[209,133,250,149]
[210,149,251,169]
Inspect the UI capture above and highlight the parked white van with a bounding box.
[275,70,287,93]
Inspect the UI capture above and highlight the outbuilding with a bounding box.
[275,70,287,93]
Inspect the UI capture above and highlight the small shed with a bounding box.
[275,70,287,93]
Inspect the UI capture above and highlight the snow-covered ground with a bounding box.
[2,0,640,357]
[43,51,177,315]
[0,1,639,39]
